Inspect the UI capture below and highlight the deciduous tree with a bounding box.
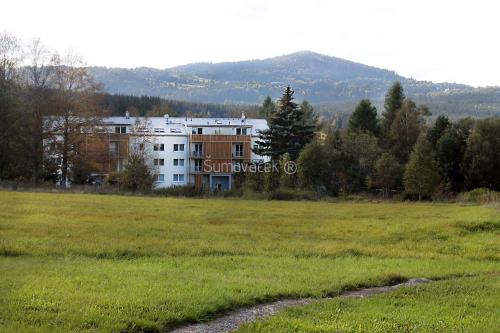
[404,135,440,200]
[48,52,102,187]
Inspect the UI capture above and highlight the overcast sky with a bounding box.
[2,0,499,87]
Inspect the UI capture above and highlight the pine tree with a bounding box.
[348,99,379,136]
[404,135,441,200]
[255,86,314,160]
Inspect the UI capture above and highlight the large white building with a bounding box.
[98,113,268,190]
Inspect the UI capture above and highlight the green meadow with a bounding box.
[0,191,498,332]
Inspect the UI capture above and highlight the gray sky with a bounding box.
[2,0,499,87]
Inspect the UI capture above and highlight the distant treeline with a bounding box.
[99,93,259,118]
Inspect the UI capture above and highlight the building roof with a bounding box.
[102,117,268,136]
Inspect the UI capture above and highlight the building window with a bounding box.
[192,127,203,134]
[234,144,243,157]
[173,143,185,152]
[194,159,202,172]
[173,158,184,166]
[154,158,165,166]
[154,127,165,133]
[115,126,126,134]
[193,143,202,157]
[173,174,184,182]
[134,143,145,152]
[154,174,165,182]
[154,144,165,151]
[236,128,248,135]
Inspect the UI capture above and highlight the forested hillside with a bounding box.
[90,51,500,118]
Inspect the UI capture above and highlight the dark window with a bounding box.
[194,159,202,172]
[154,144,165,151]
[154,159,165,166]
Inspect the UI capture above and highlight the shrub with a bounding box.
[459,188,499,203]
[152,185,200,197]
[267,188,317,201]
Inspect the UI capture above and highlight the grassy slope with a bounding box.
[0,191,498,332]
[238,275,500,333]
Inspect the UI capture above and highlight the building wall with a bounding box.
[46,116,268,189]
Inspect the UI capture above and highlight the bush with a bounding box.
[152,185,200,197]
[267,188,317,201]
[459,188,499,203]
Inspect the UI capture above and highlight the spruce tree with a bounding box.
[255,86,314,160]
[348,99,379,136]
[382,82,405,139]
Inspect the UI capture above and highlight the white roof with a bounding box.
[103,117,268,136]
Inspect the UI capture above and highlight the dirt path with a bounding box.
[169,278,432,333]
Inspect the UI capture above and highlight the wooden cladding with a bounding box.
[190,134,251,160]
[191,134,251,174]
[83,133,129,174]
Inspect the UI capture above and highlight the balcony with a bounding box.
[232,151,244,158]
[191,150,203,158]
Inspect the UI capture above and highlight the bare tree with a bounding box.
[48,52,102,187]
[0,32,24,178]
[23,38,57,183]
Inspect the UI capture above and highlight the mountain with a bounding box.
[89,51,500,117]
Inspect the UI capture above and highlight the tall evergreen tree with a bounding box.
[255,86,314,160]
[348,99,379,136]
[381,82,405,140]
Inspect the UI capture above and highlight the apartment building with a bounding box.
[90,113,268,190]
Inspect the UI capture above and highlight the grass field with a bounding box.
[0,191,499,332]
[239,275,500,333]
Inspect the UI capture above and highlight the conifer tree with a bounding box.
[381,82,405,141]
[255,86,314,160]
[348,99,379,136]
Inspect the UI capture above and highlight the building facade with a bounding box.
[86,114,268,190]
